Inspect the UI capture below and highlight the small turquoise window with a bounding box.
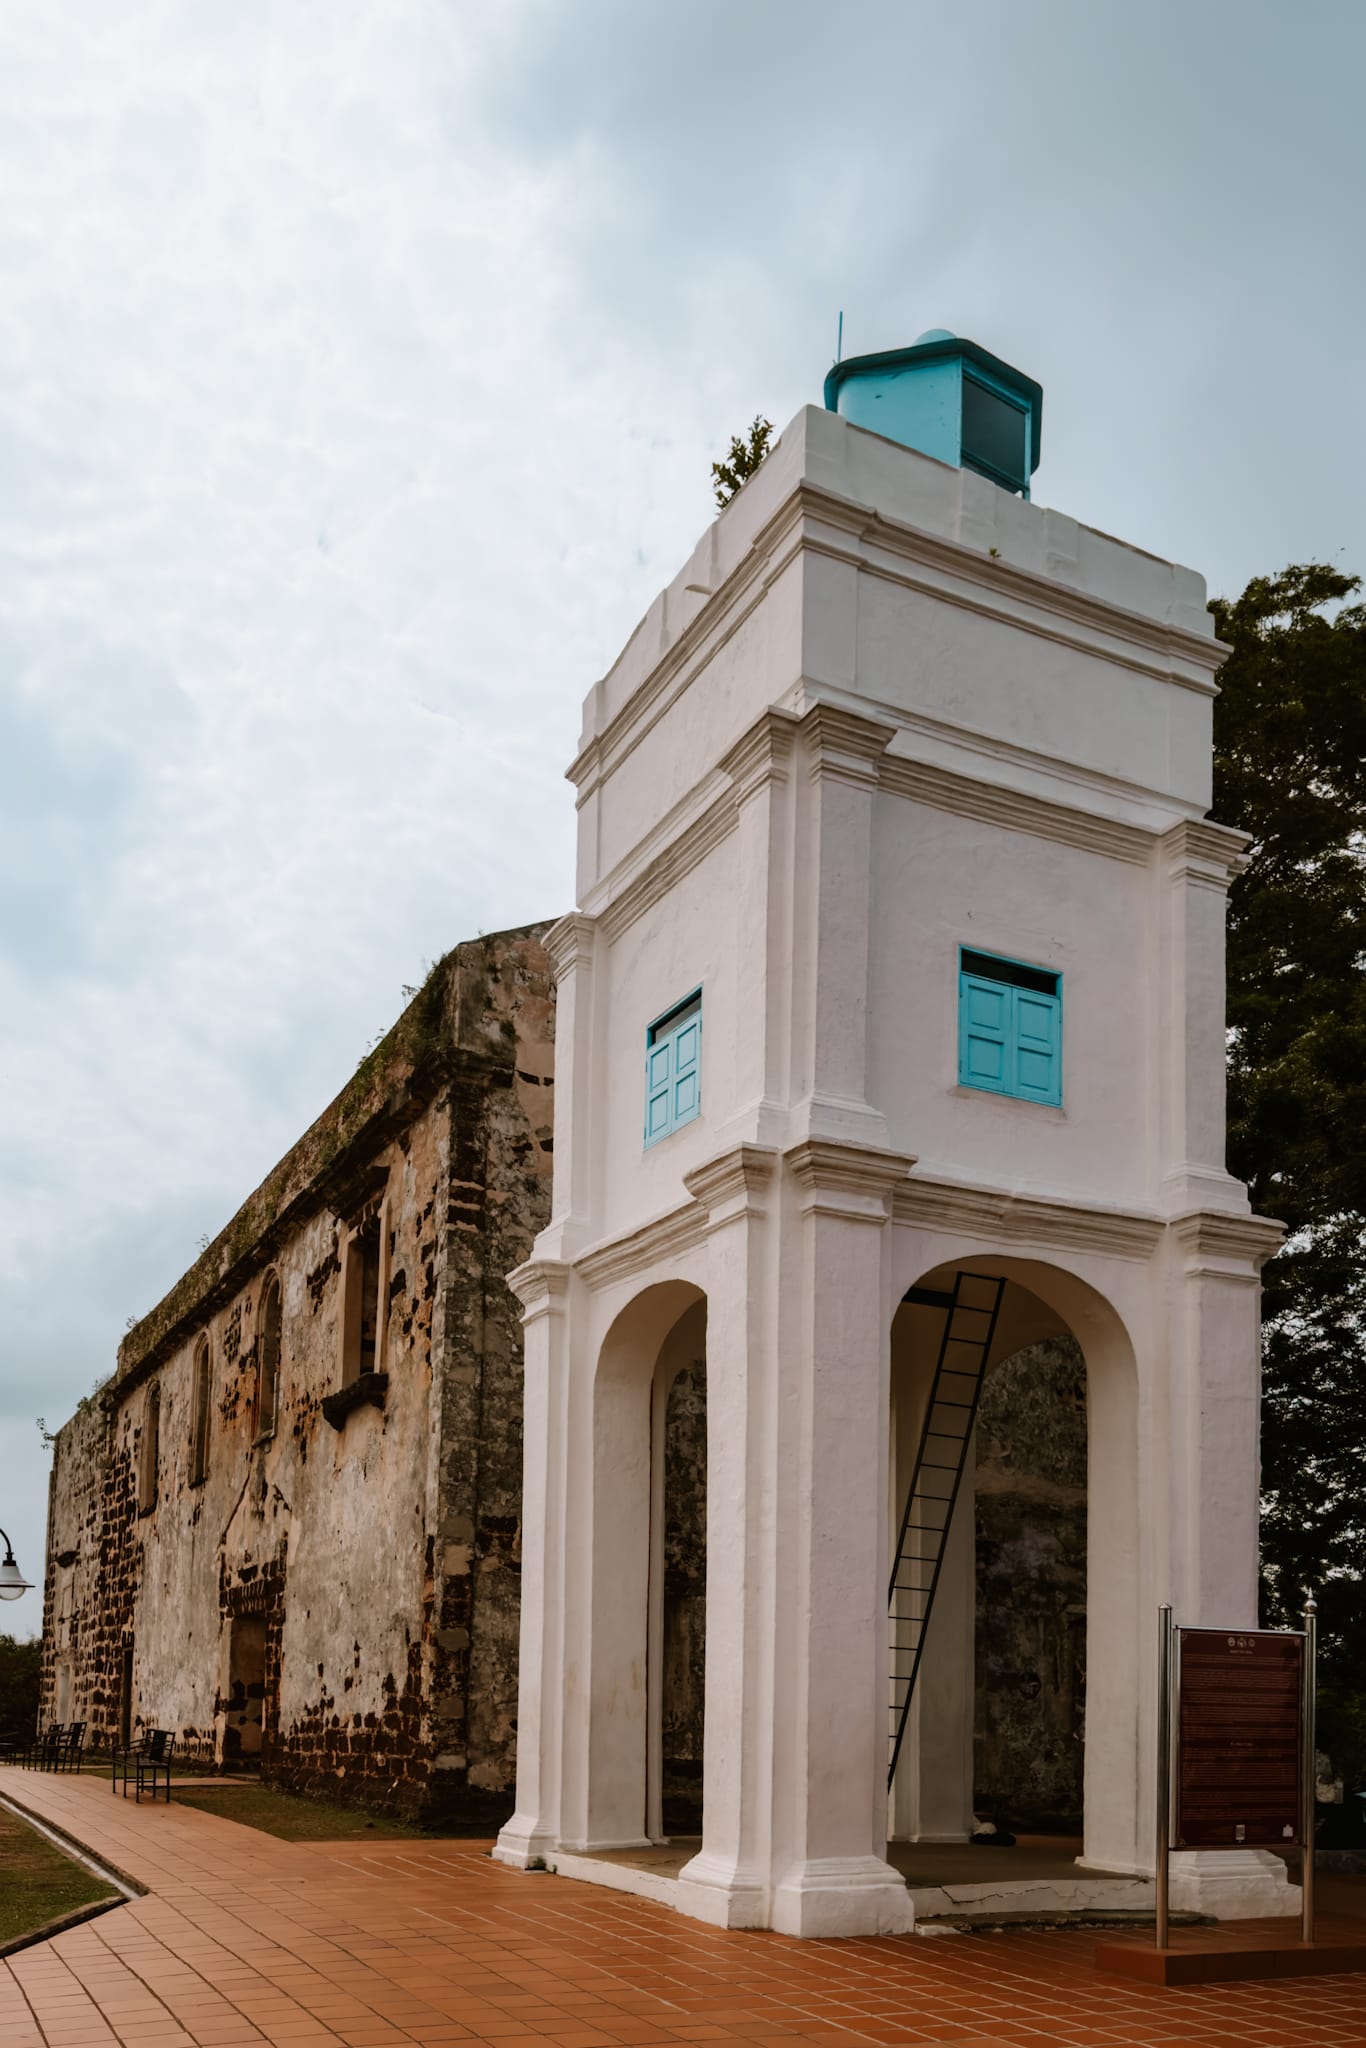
[958,949,1061,1106]
[644,991,702,1147]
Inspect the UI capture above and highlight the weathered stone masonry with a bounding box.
[41,926,554,1825]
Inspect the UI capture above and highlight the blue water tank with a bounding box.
[824,330,1042,498]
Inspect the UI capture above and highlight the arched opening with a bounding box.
[256,1272,282,1441]
[190,1335,212,1484]
[586,1281,707,1852]
[341,1204,383,1386]
[137,1382,161,1513]
[887,1255,1139,1876]
[649,1302,707,1841]
[225,1615,266,1763]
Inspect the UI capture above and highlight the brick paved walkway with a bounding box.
[2,1769,1364,2048]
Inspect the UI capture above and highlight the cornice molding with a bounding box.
[567,527,798,798]
[683,1143,779,1222]
[797,701,897,789]
[598,787,737,945]
[541,914,597,979]
[720,707,800,806]
[571,471,1223,821]
[594,705,804,947]
[879,753,1155,867]
[893,1174,1166,1260]
[573,1198,709,1293]
[786,1139,916,1219]
[779,481,1227,694]
[506,1256,572,1319]
[1162,818,1254,891]
[1169,1209,1286,1272]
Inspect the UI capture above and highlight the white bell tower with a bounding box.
[496,348,1289,1935]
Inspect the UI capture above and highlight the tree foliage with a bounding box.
[1210,564,1366,1716]
[0,1635,41,1743]
[711,415,775,509]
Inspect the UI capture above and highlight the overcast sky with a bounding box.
[2,0,1363,1628]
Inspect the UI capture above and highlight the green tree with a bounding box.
[711,415,775,509]
[1210,564,1366,1731]
[0,1635,41,1744]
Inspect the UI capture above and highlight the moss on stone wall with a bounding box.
[114,928,548,1392]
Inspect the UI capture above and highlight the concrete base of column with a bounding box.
[675,1848,768,1929]
[492,1814,557,1869]
[1168,1848,1300,1919]
[770,1855,915,1937]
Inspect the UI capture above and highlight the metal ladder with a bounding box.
[887,1271,1006,1789]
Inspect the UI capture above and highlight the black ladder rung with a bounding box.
[901,1285,956,1309]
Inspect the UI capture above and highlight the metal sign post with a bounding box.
[1155,1603,1172,1950]
[1301,1592,1317,1947]
[1154,1598,1316,1954]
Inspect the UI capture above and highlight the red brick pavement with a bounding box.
[2,1767,1364,2048]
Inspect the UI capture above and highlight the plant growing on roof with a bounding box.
[711,416,775,509]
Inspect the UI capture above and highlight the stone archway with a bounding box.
[582,1280,707,1852]
[887,1254,1141,1874]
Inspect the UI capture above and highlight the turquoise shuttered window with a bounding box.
[958,949,1062,1106]
[644,991,702,1147]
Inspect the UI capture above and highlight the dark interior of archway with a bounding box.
[974,1336,1087,1832]
[661,1357,706,1834]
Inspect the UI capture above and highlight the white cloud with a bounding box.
[2,0,1364,1594]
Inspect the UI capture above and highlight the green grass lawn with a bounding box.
[0,1805,117,1948]
[171,1781,427,1841]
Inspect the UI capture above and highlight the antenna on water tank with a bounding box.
[835,310,843,364]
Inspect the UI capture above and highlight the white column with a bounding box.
[770,1139,916,1937]
[1161,1213,1295,1918]
[493,1259,571,1869]
[675,1145,778,1929]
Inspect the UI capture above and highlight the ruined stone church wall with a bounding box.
[41,1398,113,1731]
[41,925,554,1824]
[424,933,556,1824]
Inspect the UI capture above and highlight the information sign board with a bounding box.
[1174,1628,1303,1849]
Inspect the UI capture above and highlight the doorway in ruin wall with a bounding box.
[119,1642,134,1750]
[224,1615,267,1765]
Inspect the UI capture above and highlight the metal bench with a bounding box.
[114,1728,175,1802]
[23,1723,66,1771]
[54,1721,87,1773]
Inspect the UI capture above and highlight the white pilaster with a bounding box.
[675,1145,778,1929]
[493,1257,571,1870]
[770,1140,916,1937]
[789,705,895,1151]
[538,915,599,1260]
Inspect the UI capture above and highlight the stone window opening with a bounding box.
[340,1202,386,1389]
[137,1383,160,1514]
[255,1272,283,1443]
[190,1334,212,1484]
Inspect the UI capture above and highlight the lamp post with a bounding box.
[0,1529,33,1602]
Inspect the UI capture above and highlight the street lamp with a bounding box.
[0,1529,33,1601]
